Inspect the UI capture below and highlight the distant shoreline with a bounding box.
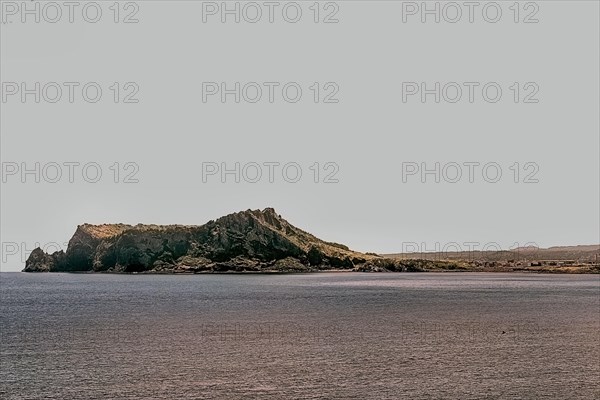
[16,267,600,275]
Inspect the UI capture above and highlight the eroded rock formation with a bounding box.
[25,208,430,273]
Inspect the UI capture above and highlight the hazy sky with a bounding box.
[1,1,599,271]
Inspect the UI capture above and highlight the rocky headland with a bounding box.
[23,208,600,274]
[24,208,456,273]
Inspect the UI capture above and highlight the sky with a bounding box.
[1,1,599,271]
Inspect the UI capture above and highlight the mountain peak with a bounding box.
[259,207,278,215]
[242,207,281,220]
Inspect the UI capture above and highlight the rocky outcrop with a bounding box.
[24,208,398,273]
[25,208,598,273]
[23,248,66,272]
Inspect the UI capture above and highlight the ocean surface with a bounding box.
[1,272,598,399]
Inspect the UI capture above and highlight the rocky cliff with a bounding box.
[24,208,440,273]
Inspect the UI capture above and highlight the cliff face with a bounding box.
[24,208,410,273]
[22,209,599,274]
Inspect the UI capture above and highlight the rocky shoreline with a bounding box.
[24,208,600,274]
[24,208,432,273]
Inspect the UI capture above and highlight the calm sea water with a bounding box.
[1,272,598,399]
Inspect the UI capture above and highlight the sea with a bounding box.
[1,272,598,399]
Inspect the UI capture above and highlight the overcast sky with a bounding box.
[1,1,599,271]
